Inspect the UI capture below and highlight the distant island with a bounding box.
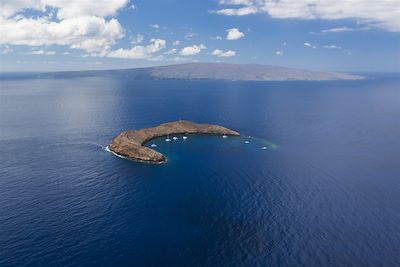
[41,63,364,81]
[108,120,240,163]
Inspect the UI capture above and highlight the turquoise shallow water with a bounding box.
[1,75,400,266]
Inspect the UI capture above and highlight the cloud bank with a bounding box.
[0,0,128,54]
[108,39,167,59]
[213,0,400,32]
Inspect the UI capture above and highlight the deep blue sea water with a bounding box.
[1,75,400,266]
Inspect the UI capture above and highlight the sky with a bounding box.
[0,0,399,72]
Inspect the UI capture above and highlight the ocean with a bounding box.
[1,74,400,266]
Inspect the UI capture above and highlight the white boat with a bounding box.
[222,135,228,138]
[261,146,267,150]
[165,138,171,142]
[173,136,178,140]
[182,136,188,140]
[245,141,250,144]
[151,144,157,147]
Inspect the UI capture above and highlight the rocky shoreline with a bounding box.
[108,120,240,163]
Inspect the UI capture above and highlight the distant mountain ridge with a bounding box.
[42,63,363,81]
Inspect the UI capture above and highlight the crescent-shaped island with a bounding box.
[108,120,240,163]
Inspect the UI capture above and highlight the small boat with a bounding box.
[151,144,157,147]
[222,135,228,138]
[182,136,188,140]
[261,146,267,150]
[165,138,171,142]
[172,136,178,140]
[245,141,250,144]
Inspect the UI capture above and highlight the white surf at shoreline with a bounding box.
[105,146,126,159]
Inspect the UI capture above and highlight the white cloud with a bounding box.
[321,27,354,33]
[0,1,127,54]
[212,0,400,32]
[0,16,124,54]
[63,51,70,55]
[1,45,13,54]
[164,48,177,55]
[323,44,342,49]
[304,42,316,48]
[226,28,245,40]
[179,44,206,56]
[107,38,166,59]
[322,44,352,54]
[130,34,144,44]
[275,50,284,55]
[28,49,56,55]
[172,56,189,61]
[145,39,166,53]
[129,4,136,11]
[0,0,129,20]
[150,24,160,30]
[173,40,180,46]
[211,49,236,57]
[212,6,259,16]
[218,0,254,4]
[210,36,223,40]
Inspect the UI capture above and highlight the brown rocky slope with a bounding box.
[108,120,240,163]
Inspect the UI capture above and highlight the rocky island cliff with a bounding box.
[41,63,364,81]
[108,120,240,163]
